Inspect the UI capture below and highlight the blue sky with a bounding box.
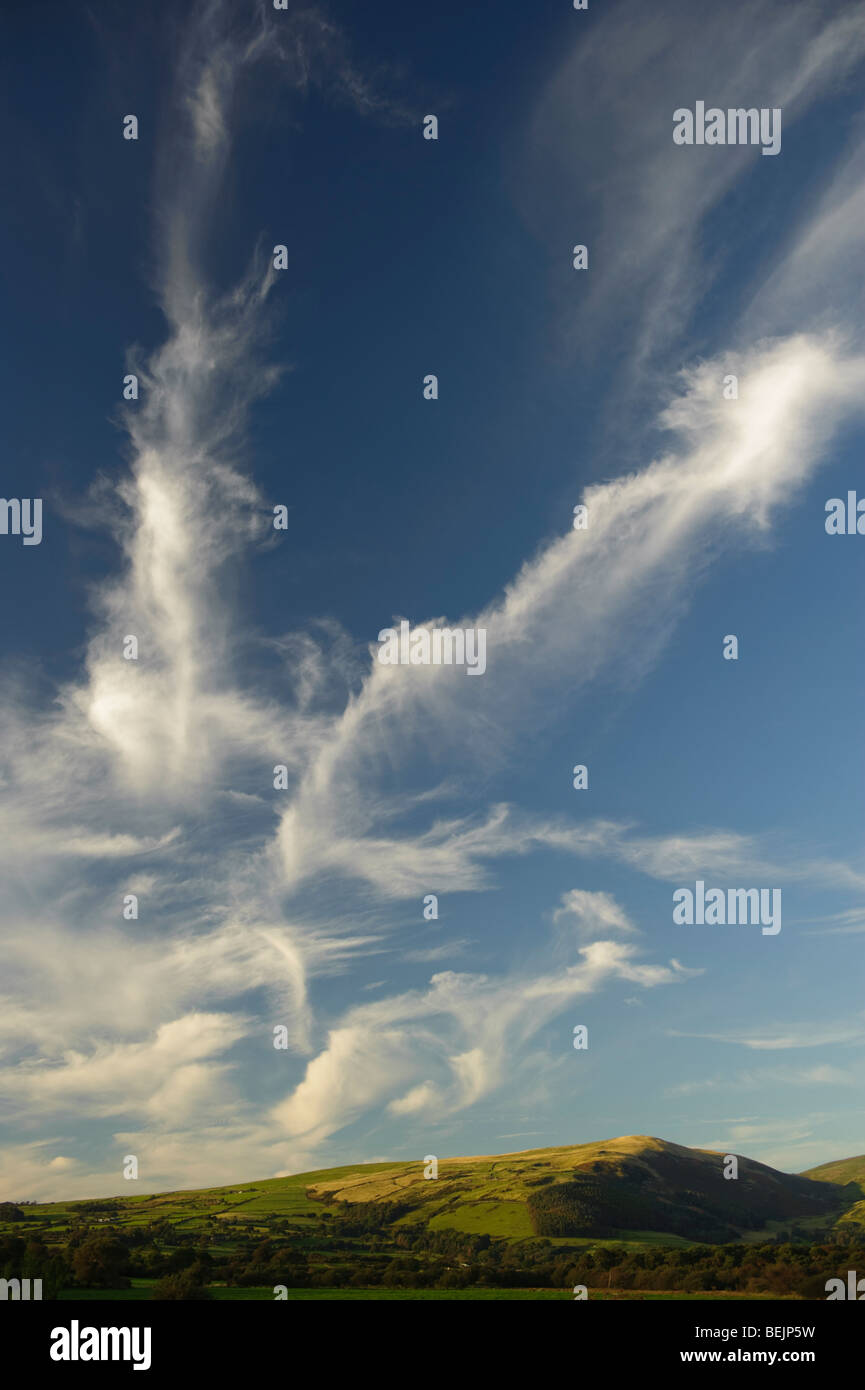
[1,0,864,1199]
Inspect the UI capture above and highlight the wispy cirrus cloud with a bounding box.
[666,1064,859,1098]
[272,333,865,908]
[668,1019,865,1051]
[518,0,865,381]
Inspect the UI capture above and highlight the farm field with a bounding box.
[55,1280,798,1302]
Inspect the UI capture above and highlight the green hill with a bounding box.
[306,1134,847,1242]
[802,1153,865,1191]
[801,1153,865,1233]
[10,1134,851,1246]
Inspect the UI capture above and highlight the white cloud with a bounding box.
[0,1014,248,1125]
[553,889,638,938]
[272,941,697,1144]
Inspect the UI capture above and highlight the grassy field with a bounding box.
[55,1280,798,1302]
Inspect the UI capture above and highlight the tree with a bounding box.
[71,1234,131,1289]
[151,1264,212,1300]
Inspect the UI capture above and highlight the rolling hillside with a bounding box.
[803,1153,865,1189]
[10,1134,854,1246]
[306,1134,848,1242]
[802,1153,865,1232]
